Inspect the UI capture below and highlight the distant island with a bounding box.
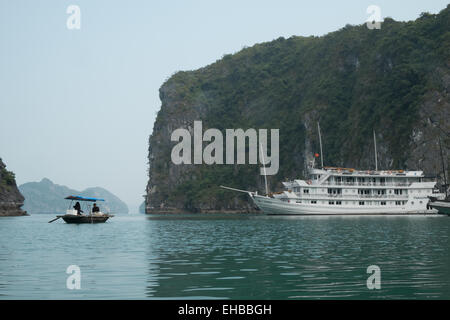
[0,158,27,216]
[19,178,129,214]
[145,6,449,214]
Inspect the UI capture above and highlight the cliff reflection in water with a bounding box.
[145,214,450,299]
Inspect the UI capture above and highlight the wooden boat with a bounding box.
[49,195,114,224]
[57,214,114,224]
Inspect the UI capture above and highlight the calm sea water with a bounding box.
[0,213,449,299]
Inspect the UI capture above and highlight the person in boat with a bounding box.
[92,203,100,214]
[73,202,83,216]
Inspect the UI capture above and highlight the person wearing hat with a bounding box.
[74,202,83,216]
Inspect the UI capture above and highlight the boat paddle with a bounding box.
[48,216,62,223]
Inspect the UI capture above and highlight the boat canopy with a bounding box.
[65,195,105,202]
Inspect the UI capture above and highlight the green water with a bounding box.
[0,214,449,299]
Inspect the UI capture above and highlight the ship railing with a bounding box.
[294,194,409,199]
[320,182,410,187]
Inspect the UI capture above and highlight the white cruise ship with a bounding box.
[223,125,441,215]
[223,167,437,215]
[249,166,438,215]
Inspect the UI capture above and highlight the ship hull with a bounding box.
[429,201,450,215]
[58,214,113,224]
[252,195,436,215]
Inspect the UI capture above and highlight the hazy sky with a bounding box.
[0,0,448,212]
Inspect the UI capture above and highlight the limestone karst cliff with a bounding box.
[145,6,449,213]
[0,158,27,216]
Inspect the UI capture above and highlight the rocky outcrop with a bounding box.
[145,6,450,214]
[0,158,27,216]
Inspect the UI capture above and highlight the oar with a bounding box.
[48,216,62,223]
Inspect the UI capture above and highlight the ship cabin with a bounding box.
[278,167,436,210]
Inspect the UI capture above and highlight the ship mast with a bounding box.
[439,137,448,198]
[260,142,269,196]
[374,130,378,171]
[317,122,324,168]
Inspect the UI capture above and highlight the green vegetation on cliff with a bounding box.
[0,165,16,189]
[147,6,450,213]
[0,158,26,216]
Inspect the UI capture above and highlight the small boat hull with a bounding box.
[58,214,113,224]
[429,201,450,215]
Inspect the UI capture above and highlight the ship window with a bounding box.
[359,201,365,205]
[381,201,386,205]
[395,201,401,205]
[336,201,342,205]
[311,201,317,204]
[303,189,310,194]
[296,201,302,204]
[329,201,335,205]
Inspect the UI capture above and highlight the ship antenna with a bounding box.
[260,142,269,196]
[374,130,378,171]
[317,122,324,168]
